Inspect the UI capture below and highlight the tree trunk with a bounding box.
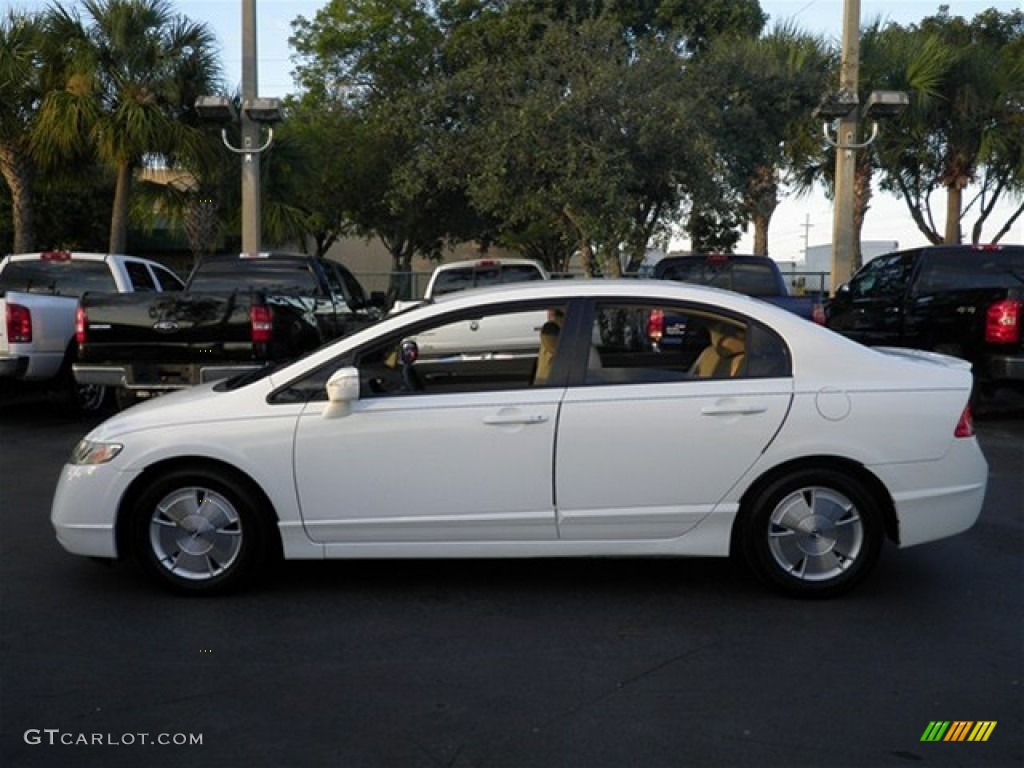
[944,179,964,244]
[851,160,873,272]
[752,216,769,257]
[0,142,37,254]
[108,161,133,254]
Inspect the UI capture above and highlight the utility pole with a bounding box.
[830,0,861,291]
[241,0,261,256]
[800,214,814,258]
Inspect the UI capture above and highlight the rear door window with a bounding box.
[125,261,157,292]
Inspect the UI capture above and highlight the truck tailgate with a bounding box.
[78,292,254,363]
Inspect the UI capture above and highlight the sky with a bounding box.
[10,0,1024,259]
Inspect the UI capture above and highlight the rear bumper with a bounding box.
[872,437,989,548]
[73,362,263,390]
[0,355,27,378]
[985,353,1024,383]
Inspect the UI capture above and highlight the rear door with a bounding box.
[554,299,793,540]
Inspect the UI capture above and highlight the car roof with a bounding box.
[416,277,798,325]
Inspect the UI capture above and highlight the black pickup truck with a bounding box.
[826,244,1024,399]
[74,252,384,404]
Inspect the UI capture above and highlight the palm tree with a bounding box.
[32,0,222,254]
[0,10,48,253]
[691,25,832,257]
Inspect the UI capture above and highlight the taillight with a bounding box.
[985,299,1020,344]
[811,302,826,325]
[954,405,975,438]
[75,304,87,345]
[647,309,664,342]
[6,303,32,343]
[250,305,273,343]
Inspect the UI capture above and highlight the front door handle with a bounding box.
[700,403,767,416]
[483,412,549,426]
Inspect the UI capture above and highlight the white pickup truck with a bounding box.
[0,251,184,413]
[393,258,551,356]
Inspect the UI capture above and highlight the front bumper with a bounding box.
[51,462,142,559]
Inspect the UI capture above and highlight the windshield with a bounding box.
[657,260,780,297]
[0,260,116,296]
[431,264,544,296]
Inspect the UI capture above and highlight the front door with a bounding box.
[292,303,569,544]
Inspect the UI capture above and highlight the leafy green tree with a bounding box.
[31,0,221,254]
[290,0,478,297]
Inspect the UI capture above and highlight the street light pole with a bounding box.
[241,0,261,256]
[830,0,861,291]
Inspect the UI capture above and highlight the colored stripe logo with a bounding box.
[921,721,997,742]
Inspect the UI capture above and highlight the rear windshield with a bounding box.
[916,249,1024,292]
[189,259,319,295]
[0,259,116,296]
[657,259,780,297]
[432,264,544,296]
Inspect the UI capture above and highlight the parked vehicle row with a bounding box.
[0,251,184,413]
[73,252,385,408]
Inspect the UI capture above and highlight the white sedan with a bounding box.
[51,280,988,597]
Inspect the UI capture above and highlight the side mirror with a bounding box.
[323,366,360,419]
[400,339,419,366]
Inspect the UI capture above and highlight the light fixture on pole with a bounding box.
[194,95,282,161]
[818,90,909,150]
[193,0,282,257]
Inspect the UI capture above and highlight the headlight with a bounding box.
[70,440,123,465]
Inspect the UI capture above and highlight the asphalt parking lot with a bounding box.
[1,390,1021,768]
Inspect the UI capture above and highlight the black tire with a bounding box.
[129,467,274,594]
[114,387,142,411]
[738,468,883,598]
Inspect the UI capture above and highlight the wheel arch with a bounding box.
[115,455,283,561]
[730,455,899,555]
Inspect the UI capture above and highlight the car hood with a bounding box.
[83,379,276,443]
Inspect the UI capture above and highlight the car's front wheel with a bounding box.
[739,468,883,598]
[129,468,274,594]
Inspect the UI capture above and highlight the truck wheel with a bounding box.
[114,387,141,411]
[129,467,275,594]
[738,468,883,598]
[72,382,109,414]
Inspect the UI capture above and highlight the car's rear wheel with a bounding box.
[739,468,883,598]
[130,468,273,594]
